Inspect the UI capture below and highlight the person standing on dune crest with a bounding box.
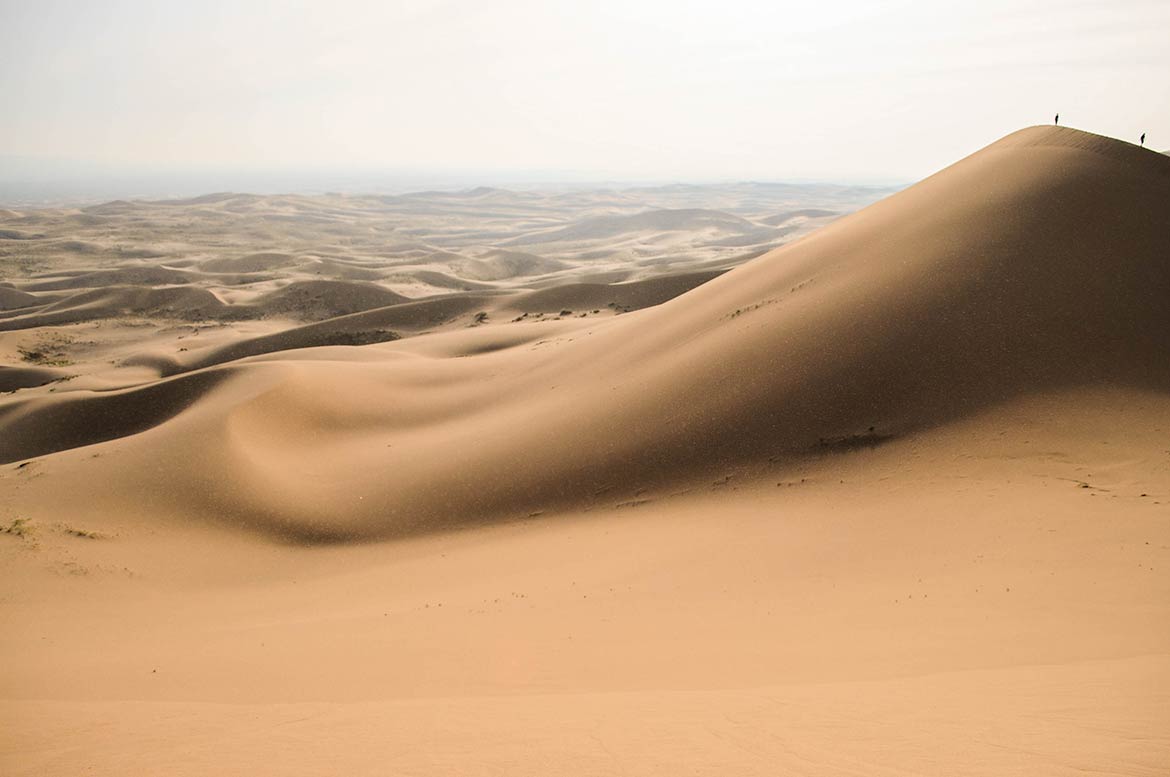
[1055,113,1060,125]
[1140,132,1146,147]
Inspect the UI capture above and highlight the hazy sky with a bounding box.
[2,0,1168,189]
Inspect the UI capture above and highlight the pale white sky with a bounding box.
[1,0,1168,189]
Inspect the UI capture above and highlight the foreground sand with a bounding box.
[2,127,1168,774]
[3,392,1169,774]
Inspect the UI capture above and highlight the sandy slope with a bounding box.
[1,126,1169,774]
[2,126,1166,539]
[2,389,1168,775]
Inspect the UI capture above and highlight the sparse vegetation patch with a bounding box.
[18,333,75,366]
[62,525,104,539]
[2,517,35,538]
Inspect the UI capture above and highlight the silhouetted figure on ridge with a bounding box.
[1140,133,1146,147]
[1054,113,1059,125]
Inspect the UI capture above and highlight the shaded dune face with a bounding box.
[4,127,1168,541]
[0,286,41,311]
[0,286,227,330]
[0,369,234,464]
[506,270,724,314]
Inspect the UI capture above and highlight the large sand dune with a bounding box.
[3,126,1166,538]
[2,126,1168,774]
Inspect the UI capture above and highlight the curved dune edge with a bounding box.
[1,126,1168,541]
[0,365,68,393]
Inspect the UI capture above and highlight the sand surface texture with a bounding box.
[2,126,1168,775]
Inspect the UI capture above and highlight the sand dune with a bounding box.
[0,229,45,240]
[21,265,193,292]
[250,279,408,320]
[392,268,499,291]
[505,208,760,245]
[506,269,724,315]
[4,126,1163,539]
[453,249,571,281]
[0,286,40,311]
[3,385,1168,774]
[0,368,231,464]
[759,207,839,226]
[0,365,66,393]
[199,251,299,273]
[2,126,1168,775]
[0,286,225,331]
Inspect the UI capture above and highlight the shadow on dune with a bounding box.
[0,365,69,394]
[507,270,724,315]
[145,293,498,376]
[0,369,234,465]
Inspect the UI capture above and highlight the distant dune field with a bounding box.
[1,128,1168,775]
